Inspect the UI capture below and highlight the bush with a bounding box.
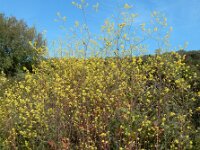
[0,52,198,149]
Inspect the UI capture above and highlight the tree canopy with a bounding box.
[0,13,46,76]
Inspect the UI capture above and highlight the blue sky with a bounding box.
[0,0,200,55]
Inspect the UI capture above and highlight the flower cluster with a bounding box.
[0,52,198,149]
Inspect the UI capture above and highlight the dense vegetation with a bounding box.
[0,50,199,149]
[0,13,46,76]
[0,1,199,149]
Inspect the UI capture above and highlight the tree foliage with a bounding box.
[0,13,46,76]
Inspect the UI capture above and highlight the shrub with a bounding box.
[0,52,198,149]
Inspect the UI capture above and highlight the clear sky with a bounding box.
[0,0,200,55]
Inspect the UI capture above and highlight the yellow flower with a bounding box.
[170,112,175,117]
[124,3,132,9]
[154,27,158,32]
[119,23,126,28]
[174,139,179,144]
